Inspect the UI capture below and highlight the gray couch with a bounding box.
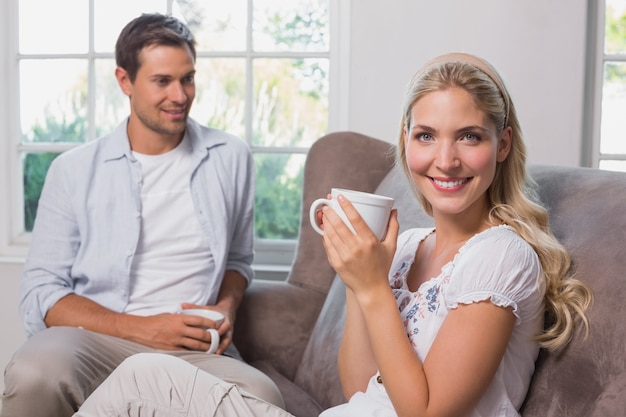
[233,131,626,417]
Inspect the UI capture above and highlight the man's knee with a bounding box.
[5,338,79,391]
[236,367,285,409]
[2,343,80,417]
[2,326,129,416]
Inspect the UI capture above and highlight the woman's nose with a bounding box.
[435,143,460,171]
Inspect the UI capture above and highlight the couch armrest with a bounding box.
[233,279,326,380]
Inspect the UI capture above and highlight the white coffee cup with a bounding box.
[180,309,224,354]
[309,188,394,241]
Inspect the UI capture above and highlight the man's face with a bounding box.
[119,44,196,145]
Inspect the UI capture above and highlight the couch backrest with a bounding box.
[288,131,396,294]
[521,165,626,417]
[294,137,626,415]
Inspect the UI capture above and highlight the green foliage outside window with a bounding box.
[22,3,327,240]
[23,153,58,231]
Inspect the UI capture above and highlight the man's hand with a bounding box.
[123,310,229,352]
[179,303,233,354]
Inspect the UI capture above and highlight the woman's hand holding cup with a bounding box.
[309,188,394,241]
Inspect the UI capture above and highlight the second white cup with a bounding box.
[180,309,224,354]
[309,188,394,241]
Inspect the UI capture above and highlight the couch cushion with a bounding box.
[293,277,348,411]
[520,165,626,416]
[251,360,323,417]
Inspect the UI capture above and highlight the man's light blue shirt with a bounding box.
[20,118,255,337]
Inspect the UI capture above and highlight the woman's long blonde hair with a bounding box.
[397,53,592,350]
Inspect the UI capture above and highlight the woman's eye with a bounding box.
[463,133,480,142]
[418,133,433,142]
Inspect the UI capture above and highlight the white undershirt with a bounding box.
[125,136,214,316]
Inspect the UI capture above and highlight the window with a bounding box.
[593,0,626,171]
[0,0,349,265]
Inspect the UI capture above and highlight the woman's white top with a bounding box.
[321,225,545,417]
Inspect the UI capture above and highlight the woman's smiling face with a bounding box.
[404,87,511,221]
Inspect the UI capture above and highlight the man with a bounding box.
[1,13,283,416]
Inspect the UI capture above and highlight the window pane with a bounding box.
[19,0,88,54]
[253,0,329,52]
[23,152,61,231]
[601,62,626,154]
[599,160,626,172]
[94,0,167,52]
[173,0,247,51]
[252,58,328,147]
[605,0,626,54]
[192,58,246,138]
[254,153,305,239]
[95,59,130,136]
[20,59,88,144]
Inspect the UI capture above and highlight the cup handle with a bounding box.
[309,198,330,235]
[207,328,220,354]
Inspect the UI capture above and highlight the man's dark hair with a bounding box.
[115,13,196,82]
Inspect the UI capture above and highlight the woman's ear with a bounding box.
[497,126,513,162]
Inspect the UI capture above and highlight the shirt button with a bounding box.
[126,250,133,257]
[134,211,141,218]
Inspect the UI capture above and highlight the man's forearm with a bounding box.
[215,270,248,320]
[44,293,132,338]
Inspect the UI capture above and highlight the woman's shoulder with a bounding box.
[463,225,535,258]
[456,225,541,281]
[445,225,544,321]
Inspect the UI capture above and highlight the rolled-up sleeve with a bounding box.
[20,156,79,336]
[225,145,255,286]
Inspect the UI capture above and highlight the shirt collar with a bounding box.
[100,117,228,162]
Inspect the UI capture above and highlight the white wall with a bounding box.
[348,0,588,167]
[0,0,590,395]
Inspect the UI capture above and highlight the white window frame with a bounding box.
[588,0,626,169]
[0,0,351,267]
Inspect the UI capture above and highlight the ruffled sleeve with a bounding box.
[443,226,544,325]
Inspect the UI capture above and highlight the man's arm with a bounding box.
[45,293,232,351]
[44,294,123,335]
[215,270,248,319]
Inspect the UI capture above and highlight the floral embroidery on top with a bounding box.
[397,285,442,346]
[387,228,449,348]
[425,285,439,312]
[393,282,445,342]
[391,261,410,289]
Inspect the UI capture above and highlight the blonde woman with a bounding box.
[318,53,592,417]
